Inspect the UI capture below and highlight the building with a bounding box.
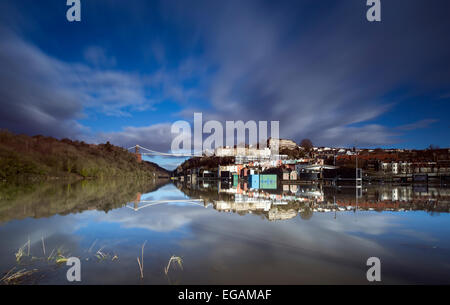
[267,208,298,221]
[215,146,237,157]
[268,138,298,151]
[380,161,448,175]
[215,146,271,158]
[290,170,298,180]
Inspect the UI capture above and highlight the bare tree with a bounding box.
[429,144,440,150]
[300,139,313,151]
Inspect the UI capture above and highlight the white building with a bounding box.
[268,138,298,151]
[215,146,271,158]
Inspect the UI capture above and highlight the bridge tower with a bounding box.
[134,192,141,210]
[135,145,142,163]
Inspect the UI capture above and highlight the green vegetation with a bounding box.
[2,237,123,285]
[177,156,235,173]
[0,178,169,223]
[280,147,306,159]
[0,129,168,181]
[0,267,38,285]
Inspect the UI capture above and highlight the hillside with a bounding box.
[175,156,235,173]
[0,130,169,181]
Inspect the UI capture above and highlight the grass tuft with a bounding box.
[164,255,183,275]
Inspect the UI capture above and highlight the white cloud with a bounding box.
[0,28,203,138]
[83,46,117,67]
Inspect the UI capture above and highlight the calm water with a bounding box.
[1,179,450,284]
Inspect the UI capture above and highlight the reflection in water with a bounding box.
[177,181,450,221]
[0,179,168,223]
[0,179,450,284]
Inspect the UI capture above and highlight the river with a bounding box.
[0,179,449,284]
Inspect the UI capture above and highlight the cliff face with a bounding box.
[0,130,169,181]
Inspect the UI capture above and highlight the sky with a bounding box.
[0,0,449,169]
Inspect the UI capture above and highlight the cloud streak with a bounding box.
[164,0,450,147]
[1,0,449,151]
[397,119,438,131]
[0,28,202,139]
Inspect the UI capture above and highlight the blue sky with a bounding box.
[0,0,449,169]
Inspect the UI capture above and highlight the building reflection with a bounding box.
[177,180,450,221]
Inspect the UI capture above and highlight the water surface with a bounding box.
[1,180,450,284]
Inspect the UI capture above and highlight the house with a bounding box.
[268,138,298,151]
[290,170,298,181]
[289,184,298,193]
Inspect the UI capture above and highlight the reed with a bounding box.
[55,255,68,264]
[41,236,46,256]
[164,255,183,275]
[96,246,108,261]
[136,241,147,279]
[1,267,38,285]
[54,247,69,264]
[15,240,30,263]
[47,248,55,261]
[88,239,98,253]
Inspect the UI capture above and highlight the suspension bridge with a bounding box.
[126,144,196,161]
[126,198,208,211]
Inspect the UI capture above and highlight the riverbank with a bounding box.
[0,178,171,223]
[0,130,169,182]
